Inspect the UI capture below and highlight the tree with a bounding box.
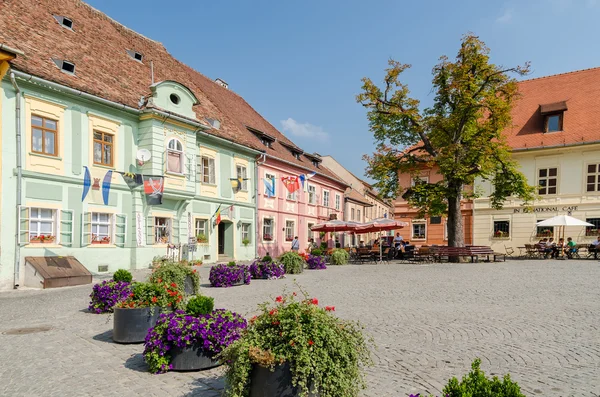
[357,34,535,248]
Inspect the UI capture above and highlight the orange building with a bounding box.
[394,165,473,246]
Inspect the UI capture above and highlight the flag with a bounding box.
[230,178,240,191]
[223,204,234,219]
[143,175,164,205]
[118,171,143,189]
[263,178,275,198]
[281,176,300,194]
[302,171,317,192]
[82,166,91,201]
[213,204,222,226]
[102,170,113,205]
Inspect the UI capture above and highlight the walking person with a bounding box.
[291,236,300,252]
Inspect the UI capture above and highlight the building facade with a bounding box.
[473,68,600,251]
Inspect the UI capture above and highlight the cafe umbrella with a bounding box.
[536,215,594,242]
[310,220,360,249]
[355,218,409,262]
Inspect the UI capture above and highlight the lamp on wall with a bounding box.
[236,220,242,228]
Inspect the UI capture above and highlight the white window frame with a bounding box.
[200,156,216,185]
[357,209,361,222]
[20,207,70,245]
[411,220,426,240]
[236,164,248,191]
[285,220,295,242]
[241,223,251,243]
[307,222,314,242]
[351,208,355,221]
[154,217,171,244]
[166,138,184,174]
[308,185,316,205]
[286,189,296,201]
[91,212,112,244]
[323,190,330,208]
[443,221,448,241]
[411,176,429,186]
[335,194,341,211]
[262,217,274,242]
[265,172,276,196]
[195,218,208,240]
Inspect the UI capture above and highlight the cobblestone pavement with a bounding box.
[1,259,600,397]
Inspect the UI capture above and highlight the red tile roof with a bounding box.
[0,0,344,184]
[507,66,600,150]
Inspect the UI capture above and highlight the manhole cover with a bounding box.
[3,326,53,335]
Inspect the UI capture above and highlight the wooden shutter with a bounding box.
[59,210,74,246]
[17,206,30,245]
[81,212,92,246]
[113,213,127,247]
[147,215,155,245]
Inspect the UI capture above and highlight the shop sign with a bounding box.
[513,206,578,214]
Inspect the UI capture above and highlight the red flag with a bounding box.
[281,176,300,194]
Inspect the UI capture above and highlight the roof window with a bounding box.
[540,101,567,133]
[52,58,75,75]
[169,94,180,105]
[126,49,143,62]
[53,15,73,30]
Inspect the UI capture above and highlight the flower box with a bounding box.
[263,235,273,241]
[29,235,55,243]
[285,237,293,242]
[209,263,251,287]
[112,306,160,344]
[249,363,319,397]
[88,280,131,314]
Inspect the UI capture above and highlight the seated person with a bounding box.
[544,238,555,258]
[393,233,404,248]
[552,238,564,259]
[358,240,365,248]
[565,237,577,258]
[590,237,600,259]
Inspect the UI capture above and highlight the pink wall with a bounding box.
[257,159,346,257]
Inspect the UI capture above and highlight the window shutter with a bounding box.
[185,154,194,182]
[171,217,180,244]
[196,155,202,183]
[81,212,92,246]
[113,213,127,247]
[18,206,30,245]
[209,158,216,184]
[59,210,74,246]
[147,215,155,245]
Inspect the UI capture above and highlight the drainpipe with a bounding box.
[10,71,22,289]
[255,153,266,259]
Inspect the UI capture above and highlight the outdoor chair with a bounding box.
[524,244,538,259]
[504,245,515,258]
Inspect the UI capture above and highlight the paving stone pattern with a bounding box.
[1,260,599,396]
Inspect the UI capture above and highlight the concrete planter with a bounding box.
[249,363,319,397]
[112,307,160,344]
[170,343,221,371]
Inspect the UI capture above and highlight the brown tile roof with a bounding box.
[0,0,344,184]
[345,188,372,206]
[507,66,600,150]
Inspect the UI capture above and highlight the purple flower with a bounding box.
[249,259,285,280]
[307,254,327,270]
[209,264,251,287]
[88,280,131,313]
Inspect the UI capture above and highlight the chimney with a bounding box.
[215,78,228,89]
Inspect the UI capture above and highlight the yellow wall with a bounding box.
[233,156,250,202]
[25,96,66,175]
[199,146,218,197]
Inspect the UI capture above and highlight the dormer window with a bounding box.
[52,58,75,75]
[126,49,144,62]
[247,126,276,149]
[261,138,273,148]
[53,15,73,30]
[540,101,567,133]
[294,152,301,160]
[312,160,319,167]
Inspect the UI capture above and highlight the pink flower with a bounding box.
[325,306,335,312]
[275,296,283,303]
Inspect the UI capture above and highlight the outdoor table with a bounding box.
[517,246,526,258]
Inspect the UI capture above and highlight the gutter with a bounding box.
[10,72,22,289]
[10,70,262,156]
[511,140,600,152]
[255,153,266,259]
[0,44,25,56]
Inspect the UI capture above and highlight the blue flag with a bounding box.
[102,170,113,205]
[263,178,275,198]
[82,166,91,201]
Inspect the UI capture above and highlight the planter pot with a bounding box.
[184,275,196,296]
[249,363,318,397]
[170,343,221,371]
[112,307,160,344]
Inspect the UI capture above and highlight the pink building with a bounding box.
[250,129,347,257]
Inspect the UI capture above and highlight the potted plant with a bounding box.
[189,259,203,267]
[30,234,55,244]
[29,235,41,243]
[143,296,247,373]
[88,279,132,314]
[278,252,305,274]
[263,234,273,241]
[242,238,251,247]
[209,263,251,287]
[330,249,350,265]
[149,261,200,297]
[112,281,182,344]
[306,254,327,270]
[221,291,373,396]
[196,233,208,244]
[249,257,285,280]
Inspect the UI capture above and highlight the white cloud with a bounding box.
[496,8,513,23]
[280,118,329,142]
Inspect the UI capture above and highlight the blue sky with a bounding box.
[87,0,600,179]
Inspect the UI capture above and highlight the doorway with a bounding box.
[218,223,225,255]
[218,221,234,258]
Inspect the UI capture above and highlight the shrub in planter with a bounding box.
[149,261,200,297]
[116,281,183,311]
[113,269,133,283]
[330,249,349,265]
[307,254,327,270]
[186,295,215,316]
[88,280,131,314]
[249,259,285,280]
[319,242,328,251]
[222,291,373,397]
[310,248,322,256]
[144,308,247,373]
[443,359,525,397]
[209,263,251,287]
[261,255,273,263]
[278,251,305,274]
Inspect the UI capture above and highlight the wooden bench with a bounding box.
[431,246,506,263]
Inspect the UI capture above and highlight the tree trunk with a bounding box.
[447,182,465,262]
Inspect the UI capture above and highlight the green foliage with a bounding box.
[242,238,251,246]
[113,269,132,283]
[319,242,328,251]
[443,359,525,397]
[186,295,215,316]
[330,249,349,265]
[221,290,373,397]
[278,252,305,274]
[149,261,200,296]
[227,261,237,267]
[310,248,323,256]
[357,34,536,245]
[261,255,273,263]
[196,233,208,243]
[116,281,183,310]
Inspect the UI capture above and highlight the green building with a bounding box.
[0,1,266,289]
